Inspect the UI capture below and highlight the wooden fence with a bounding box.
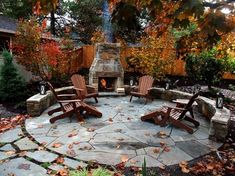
[79,45,235,80]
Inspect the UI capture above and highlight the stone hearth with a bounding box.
[89,43,124,92]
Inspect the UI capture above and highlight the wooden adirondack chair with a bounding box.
[141,92,200,134]
[130,75,154,104]
[71,74,98,103]
[47,82,102,124]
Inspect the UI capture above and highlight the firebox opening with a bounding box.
[98,77,117,92]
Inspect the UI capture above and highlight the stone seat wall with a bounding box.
[26,86,231,142]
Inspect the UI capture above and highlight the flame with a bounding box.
[100,78,107,88]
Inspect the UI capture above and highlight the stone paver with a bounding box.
[0,96,221,174]
[14,137,39,150]
[176,140,211,158]
[0,157,48,176]
[0,151,16,160]
[0,127,23,143]
[63,157,87,169]
[0,144,15,151]
[158,147,193,165]
[26,150,58,163]
[26,97,219,167]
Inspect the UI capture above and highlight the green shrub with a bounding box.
[70,169,88,176]
[92,168,112,176]
[0,50,27,103]
[69,168,112,176]
[185,49,225,88]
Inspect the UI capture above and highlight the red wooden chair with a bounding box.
[141,92,200,134]
[47,82,102,124]
[71,74,98,103]
[130,75,154,104]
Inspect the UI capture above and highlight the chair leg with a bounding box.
[48,107,62,116]
[94,97,98,103]
[169,117,194,134]
[130,95,133,102]
[49,111,73,123]
[83,103,102,118]
[184,115,200,127]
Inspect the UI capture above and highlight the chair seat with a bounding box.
[130,91,146,97]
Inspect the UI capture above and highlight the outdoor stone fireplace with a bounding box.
[89,43,124,92]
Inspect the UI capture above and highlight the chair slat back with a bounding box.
[178,92,200,119]
[47,82,65,112]
[71,74,88,98]
[138,75,154,95]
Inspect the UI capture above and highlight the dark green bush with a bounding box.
[185,49,225,88]
[0,50,27,103]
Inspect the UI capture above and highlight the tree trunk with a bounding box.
[50,10,56,36]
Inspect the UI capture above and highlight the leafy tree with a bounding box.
[62,0,103,44]
[0,0,33,19]
[12,17,82,81]
[185,49,225,88]
[0,50,27,103]
[127,28,176,80]
[110,0,235,51]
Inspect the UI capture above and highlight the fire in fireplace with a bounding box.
[98,77,117,92]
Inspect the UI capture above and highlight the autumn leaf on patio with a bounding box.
[163,146,171,152]
[179,161,190,173]
[120,155,129,162]
[55,157,64,164]
[87,128,95,132]
[68,132,78,138]
[5,150,16,155]
[66,149,76,157]
[153,147,161,153]
[52,143,63,148]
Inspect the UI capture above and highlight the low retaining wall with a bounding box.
[150,88,231,141]
[26,86,73,116]
[26,86,231,142]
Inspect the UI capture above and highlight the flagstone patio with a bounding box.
[0,96,223,175]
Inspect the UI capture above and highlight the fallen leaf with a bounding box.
[66,149,76,157]
[73,141,80,145]
[67,144,73,149]
[159,165,166,170]
[17,163,30,170]
[68,132,78,137]
[116,144,121,149]
[37,125,43,128]
[164,146,171,152]
[37,146,44,151]
[130,159,137,164]
[87,128,95,132]
[52,143,63,148]
[144,132,150,136]
[18,151,27,157]
[57,168,69,176]
[5,150,15,155]
[181,167,190,173]
[121,155,129,162]
[160,141,165,147]
[153,147,161,153]
[41,142,47,146]
[108,118,113,122]
[118,138,124,141]
[114,129,122,132]
[55,157,64,164]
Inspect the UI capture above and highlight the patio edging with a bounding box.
[26,87,230,141]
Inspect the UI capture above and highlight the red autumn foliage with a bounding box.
[12,18,82,81]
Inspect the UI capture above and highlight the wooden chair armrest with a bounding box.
[86,85,95,89]
[73,87,84,92]
[163,105,186,111]
[57,94,77,97]
[58,99,81,103]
